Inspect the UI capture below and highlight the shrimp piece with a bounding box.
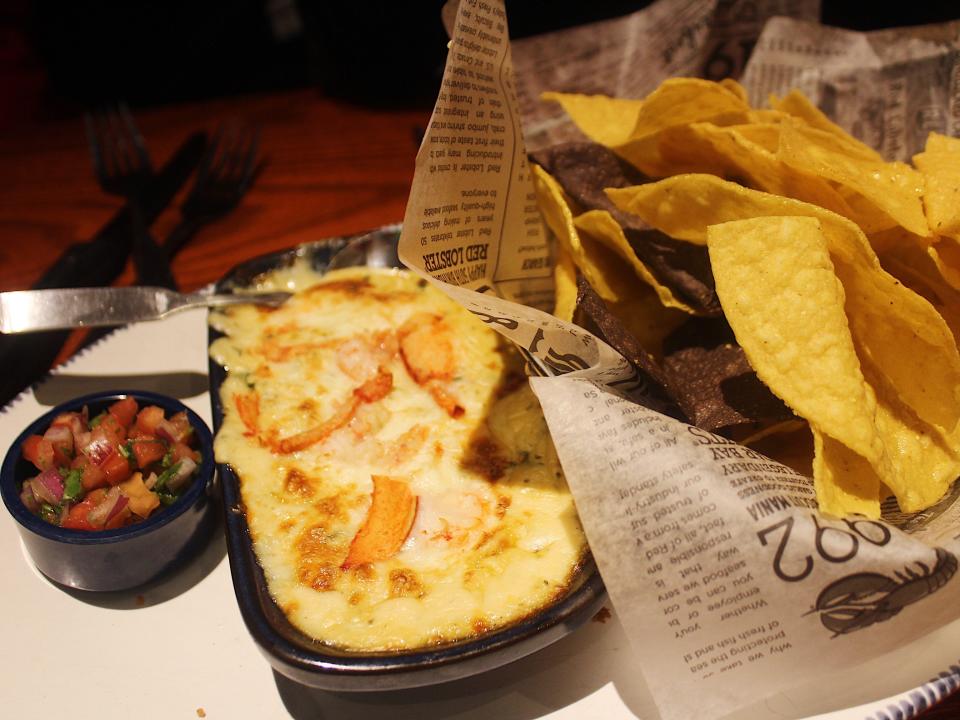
[407,486,494,551]
[377,424,429,467]
[336,330,398,382]
[399,313,465,418]
[276,368,393,454]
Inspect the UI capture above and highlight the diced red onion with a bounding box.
[19,481,40,513]
[87,487,122,528]
[166,458,197,492]
[144,472,158,490]
[75,431,91,451]
[63,412,88,450]
[43,424,73,454]
[83,436,115,467]
[34,468,64,504]
[155,419,179,443]
[105,494,129,524]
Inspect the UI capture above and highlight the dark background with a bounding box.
[1,1,958,130]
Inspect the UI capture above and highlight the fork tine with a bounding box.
[100,110,122,177]
[119,102,151,171]
[209,124,236,179]
[111,104,134,175]
[193,124,223,186]
[223,125,249,180]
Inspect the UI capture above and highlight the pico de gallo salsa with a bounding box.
[18,396,201,531]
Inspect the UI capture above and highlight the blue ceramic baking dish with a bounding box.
[208,227,607,691]
[0,390,216,591]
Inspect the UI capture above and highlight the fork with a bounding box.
[85,104,177,289]
[163,123,262,259]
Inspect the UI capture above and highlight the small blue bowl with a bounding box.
[0,390,216,591]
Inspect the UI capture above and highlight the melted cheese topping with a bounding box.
[210,267,587,651]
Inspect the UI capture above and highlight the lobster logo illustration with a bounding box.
[809,547,958,637]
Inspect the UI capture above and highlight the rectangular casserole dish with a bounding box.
[207,226,606,690]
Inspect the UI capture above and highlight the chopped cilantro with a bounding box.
[39,503,60,525]
[62,468,83,502]
[118,442,132,460]
[161,447,175,469]
[157,491,177,506]
[154,461,182,493]
[89,412,106,428]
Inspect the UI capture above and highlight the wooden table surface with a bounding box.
[0,89,958,720]
[0,89,429,360]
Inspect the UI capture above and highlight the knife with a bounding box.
[0,132,208,407]
[0,287,292,334]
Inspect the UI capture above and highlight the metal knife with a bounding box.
[0,287,292,334]
[0,133,208,407]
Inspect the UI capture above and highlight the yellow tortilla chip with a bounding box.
[532,164,631,303]
[719,78,749,104]
[540,92,643,147]
[913,132,960,241]
[770,90,883,162]
[865,361,960,512]
[930,238,960,291]
[626,78,750,142]
[925,132,960,155]
[813,432,882,518]
[533,164,686,354]
[746,108,787,125]
[677,123,865,224]
[573,209,698,314]
[778,118,930,237]
[708,215,960,514]
[724,123,781,153]
[553,239,578,323]
[606,290,688,360]
[607,175,960,441]
[706,216,885,468]
[875,237,960,344]
[614,79,751,176]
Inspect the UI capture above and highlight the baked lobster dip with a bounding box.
[210,264,587,651]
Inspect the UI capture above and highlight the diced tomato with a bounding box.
[61,503,96,531]
[97,413,127,443]
[51,411,87,448]
[136,406,164,435]
[61,489,106,531]
[50,412,76,428]
[72,454,108,491]
[168,412,194,443]
[108,396,138,429]
[132,438,165,469]
[171,441,200,465]
[43,424,74,466]
[22,435,54,471]
[101,453,132,486]
[104,504,132,530]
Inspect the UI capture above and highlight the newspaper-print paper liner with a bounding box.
[742,16,960,160]
[399,1,960,719]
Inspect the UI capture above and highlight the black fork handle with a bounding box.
[162,215,204,259]
[129,200,177,290]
